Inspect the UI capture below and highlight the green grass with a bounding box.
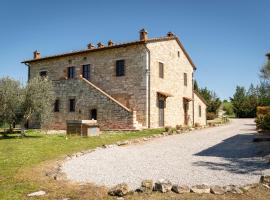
[0,129,163,200]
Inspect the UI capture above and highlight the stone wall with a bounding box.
[193,92,207,126]
[50,79,136,130]
[146,40,195,127]
[29,44,148,127]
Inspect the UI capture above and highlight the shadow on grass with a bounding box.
[0,134,42,140]
[193,133,270,174]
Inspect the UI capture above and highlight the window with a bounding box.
[82,64,90,80]
[54,99,60,112]
[90,109,97,120]
[39,70,47,77]
[116,60,125,76]
[68,67,75,79]
[184,73,187,86]
[159,62,164,78]
[199,105,202,117]
[178,51,180,58]
[69,99,75,112]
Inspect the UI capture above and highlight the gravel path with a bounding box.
[62,119,270,189]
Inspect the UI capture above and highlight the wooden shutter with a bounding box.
[159,62,164,78]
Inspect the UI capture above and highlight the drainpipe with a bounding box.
[144,44,151,128]
[192,72,195,126]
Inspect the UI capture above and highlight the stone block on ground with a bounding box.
[260,175,270,185]
[172,185,190,193]
[154,179,172,193]
[141,179,153,190]
[190,184,210,194]
[27,190,46,197]
[108,183,130,197]
[210,185,225,195]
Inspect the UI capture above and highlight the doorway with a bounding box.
[158,99,165,127]
[90,109,97,120]
[183,99,189,125]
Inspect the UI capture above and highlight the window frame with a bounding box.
[39,70,47,77]
[54,99,60,112]
[159,62,164,78]
[69,99,75,112]
[184,73,188,86]
[116,60,125,77]
[82,64,91,80]
[67,66,76,79]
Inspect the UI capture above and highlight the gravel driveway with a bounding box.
[62,119,270,189]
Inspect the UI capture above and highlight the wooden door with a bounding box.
[159,99,165,127]
[183,99,189,125]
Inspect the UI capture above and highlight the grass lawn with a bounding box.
[0,129,163,200]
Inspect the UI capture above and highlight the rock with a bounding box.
[171,185,190,193]
[260,175,270,185]
[223,185,243,194]
[190,184,210,194]
[108,183,130,197]
[103,144,116,148]
[141,179,153,190]
[176,130,182,134]
[241,184,257,191]
[263,184,270,189]
[143,138,148,141]
[27,190,46,197]
[154,179,172,193]
[116,198,124,200]
[210,185,225,195]
[117,141,129,146]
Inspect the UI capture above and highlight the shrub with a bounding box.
[207,112,216,120]
[257,106,270,116]
[194,123,201,128]
[255,113,270,130]
[175,124,182,130]
[164,126,172,132]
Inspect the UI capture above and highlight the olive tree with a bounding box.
[21,76,54,132]
[0,77,23,131]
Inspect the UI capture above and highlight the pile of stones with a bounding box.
[108,176,270,197]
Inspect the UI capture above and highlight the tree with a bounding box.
[21,77,54,131]
[199,87,221,115]
[0,76,54,133]
[0,77,22,131]
[230,86,246,118]
[222,100,234,116]
[260,60,270,80]
[194,80,199,92]
[230,85,258,118]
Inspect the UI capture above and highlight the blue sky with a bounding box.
[0,0,269,100]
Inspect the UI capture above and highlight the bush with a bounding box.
[257,106,270,116]
[194,123,201,128]
[207,112,216,120]
[255,113,270,130]
[175,125,182,130]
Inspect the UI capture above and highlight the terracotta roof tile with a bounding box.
[22,36,196,69]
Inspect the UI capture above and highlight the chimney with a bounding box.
[33,50,41,59]
[139,28,148,41]
[167,32,174,37]
[97,42,105,48]
[87,43,95,49]
[108,40,114,47]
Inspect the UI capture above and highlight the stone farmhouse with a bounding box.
[22,29,207,130]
